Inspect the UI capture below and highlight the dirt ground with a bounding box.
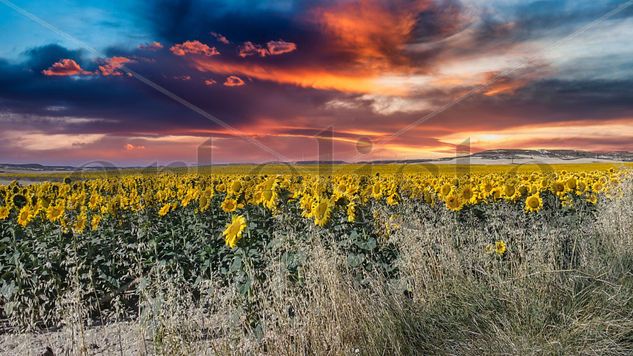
[0,323,148,356]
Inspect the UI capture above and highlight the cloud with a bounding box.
[211,32,230,44]
[239,41,270,58]
[266,40,297,55]
[224,75,245,87]
[239,39,297,57]
[3,1,633,165]
[41,59,92,76]
[5,131,105,151]
[170,40,220,56]
[310,0,429,70]
[98,56,133,76]
[174,75,192,80]
[125,143,145,151]
[139,41,164,50]
[192,58,403,94]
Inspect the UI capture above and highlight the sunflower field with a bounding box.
[0,164,631,337]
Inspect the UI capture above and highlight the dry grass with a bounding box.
[3,183,633,355]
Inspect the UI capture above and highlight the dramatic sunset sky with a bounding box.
[1,0,633,166]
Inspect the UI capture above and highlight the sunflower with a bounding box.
[158,203,171,217]
[495,240,507,256]
[552,181,565,194]
[439,183,452,197]
[346,201,357,222]
[592,181,604,192]
[261,185,279,211]
[46,204,65,222]
[371,181,383,199]
[73,209,88,234]
[223,214,247,249]
[312,198,333,227]
[566,177,577,190]
[198,193,212,212]
[17,205,33,227]
[386,192,400,206]
[0,206,10,220]
[91,215,102,231]
[230,180,242,195]
[460,185,474,202]
[221,197,241,212]
[445,192,463,211]
[525,193,543,212]
[12,194,27,209]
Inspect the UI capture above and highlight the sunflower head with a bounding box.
[0,206,10,220]
[495,240,507,256]
[17,206,33,227]
[12,194,27,209]
[46,204,65,222]
[386,193,400,206]
[221,198,240,212]
[158,203,171,217]
[525,193,543,212]
[312,198,332,227]
[223,214,247,249]
[230,180,242,195]
[445,192,463,211]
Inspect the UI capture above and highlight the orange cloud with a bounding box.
[224,75,245,87]
[99,56,133,76]
[204,79,217,86]
[42,59,92,76]
[482,72,534,96]
[170,40,220,56]
[310,0,428,70]
[125,143,145,151]
[193,58,405,94]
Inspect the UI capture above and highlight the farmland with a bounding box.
[1,163,633,354]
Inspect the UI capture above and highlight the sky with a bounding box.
[1,0,633,166]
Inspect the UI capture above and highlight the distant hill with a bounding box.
[469,149,633,161]
[361,149,633,164]
[0,163,76,171]
[1,149,632,172]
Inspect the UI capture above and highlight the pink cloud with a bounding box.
[170,40,220,56]
[211,32,230,44]
[204,79,217,86]
[41,59,92,76]
[266,40,297,55]
[139,41,164,50]
[224,75,245,87]
[239,41,270,58]
[99,56,133,76]
[239,39,297,58]
[174,75,192,80]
